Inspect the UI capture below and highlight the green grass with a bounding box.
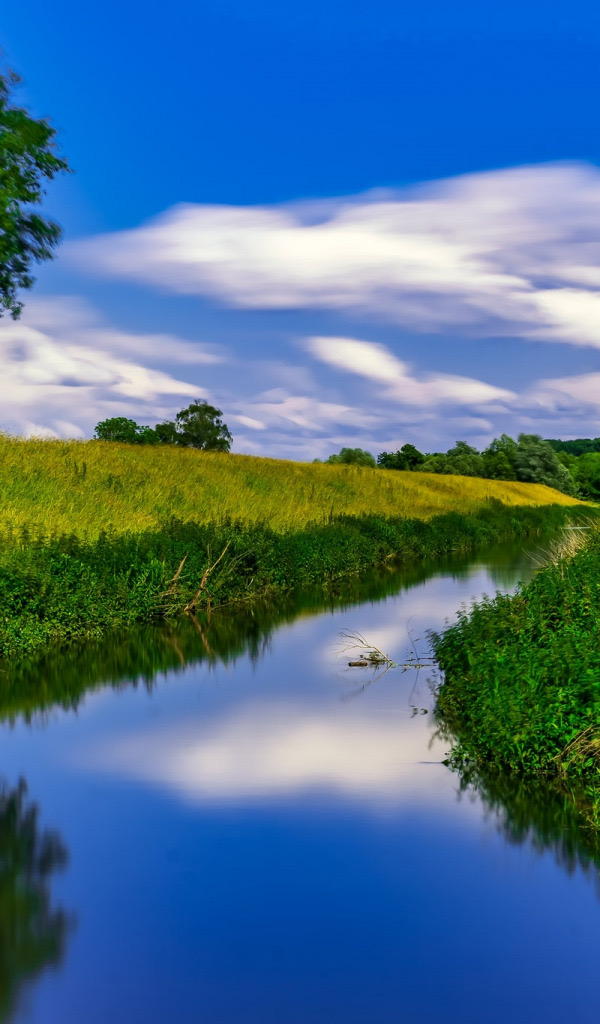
[0,435,588,665]
[0,502,590,664]
[433,523,600,780]
[0,436,584,539]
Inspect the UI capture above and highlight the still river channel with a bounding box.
[2,536,599,1024]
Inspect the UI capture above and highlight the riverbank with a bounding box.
[0,436,589,664]
[0,502,590,663]
[433,523,600,783]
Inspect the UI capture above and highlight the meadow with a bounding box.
[0,436,582,539]
[0,435,589,664]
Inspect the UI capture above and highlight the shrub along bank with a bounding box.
[433,524,600,780]
[0,503,588,662]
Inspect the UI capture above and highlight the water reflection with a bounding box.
[0,534,548,727]
[0,533,598,1024]
[82,701,449,807]
[0,780,70,1023]
[455,764,600,887]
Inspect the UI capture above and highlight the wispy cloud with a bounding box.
[306,336,515,407]
[72,162,600,348]
[0,297,222,437]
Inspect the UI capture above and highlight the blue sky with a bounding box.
[2,0,600,457]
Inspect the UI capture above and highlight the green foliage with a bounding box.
[158,400,232,451]
[423,441,485,478]
[0,69,70,318]
[433,522,600,778]
[94,417,158,444]
[377,444,425,470]
[326,447,376,467]
[547,437,600,456]
[0,504,582,663]
[512,433,576,495]
[154,419,178,445]
[416,433,577,495]
[559,452,600,499]
[95,401,232,450]
[481,433,517,480]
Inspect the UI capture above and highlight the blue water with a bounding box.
[4,541,600,1023]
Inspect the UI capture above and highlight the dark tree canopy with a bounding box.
[326,447,376,467]
[371,433,578,495]
[95,401,233,451]
[0,69,70,318]
[378,444,425,471]
[168,400,233,451]
[546,437,600,456]
[94,417,158,444]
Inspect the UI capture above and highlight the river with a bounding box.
[1,535,599,1024]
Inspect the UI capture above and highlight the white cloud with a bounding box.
[71,162,600,349]
[241,389,381,432]
[233,414,267,431]
[0,297,222,437]
[306,336,515,407]
[528,371,600,412]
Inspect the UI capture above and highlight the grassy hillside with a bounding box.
[0,436,584,539]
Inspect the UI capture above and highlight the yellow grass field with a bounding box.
[0,436,585,540]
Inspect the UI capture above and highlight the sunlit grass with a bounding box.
[0,436,584,540]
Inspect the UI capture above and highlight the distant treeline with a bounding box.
[322,435,600,498]
[321,432,577,495]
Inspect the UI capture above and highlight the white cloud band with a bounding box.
[72,162,600,348]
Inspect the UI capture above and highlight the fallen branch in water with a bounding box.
[337,629,435,670]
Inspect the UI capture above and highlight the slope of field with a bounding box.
[0,437,584,539]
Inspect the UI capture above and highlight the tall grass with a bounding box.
[0,436,584,540]
[0,503,590,663]
[0,435,588,665]
[433,521,600,780]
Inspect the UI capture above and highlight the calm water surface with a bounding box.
[3,538,599,1024]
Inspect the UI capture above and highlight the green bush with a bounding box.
[0,503,585,663]
[433,525,600,776]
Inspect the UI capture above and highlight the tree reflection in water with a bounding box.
[0,779,70,1023]
[455,763,600,889]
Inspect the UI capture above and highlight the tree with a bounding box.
[94,417,158,444]
[482,434,518,481]
[570,453,600,499]
[0,69,70,318]
[154,420,178,445]
[546,437,600,456]
[444,441,485,477]
[421,441,485,478]
[158,400,232,451]
[378,444,425,471]
[513,434,576,495]
[326,447,376,467]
